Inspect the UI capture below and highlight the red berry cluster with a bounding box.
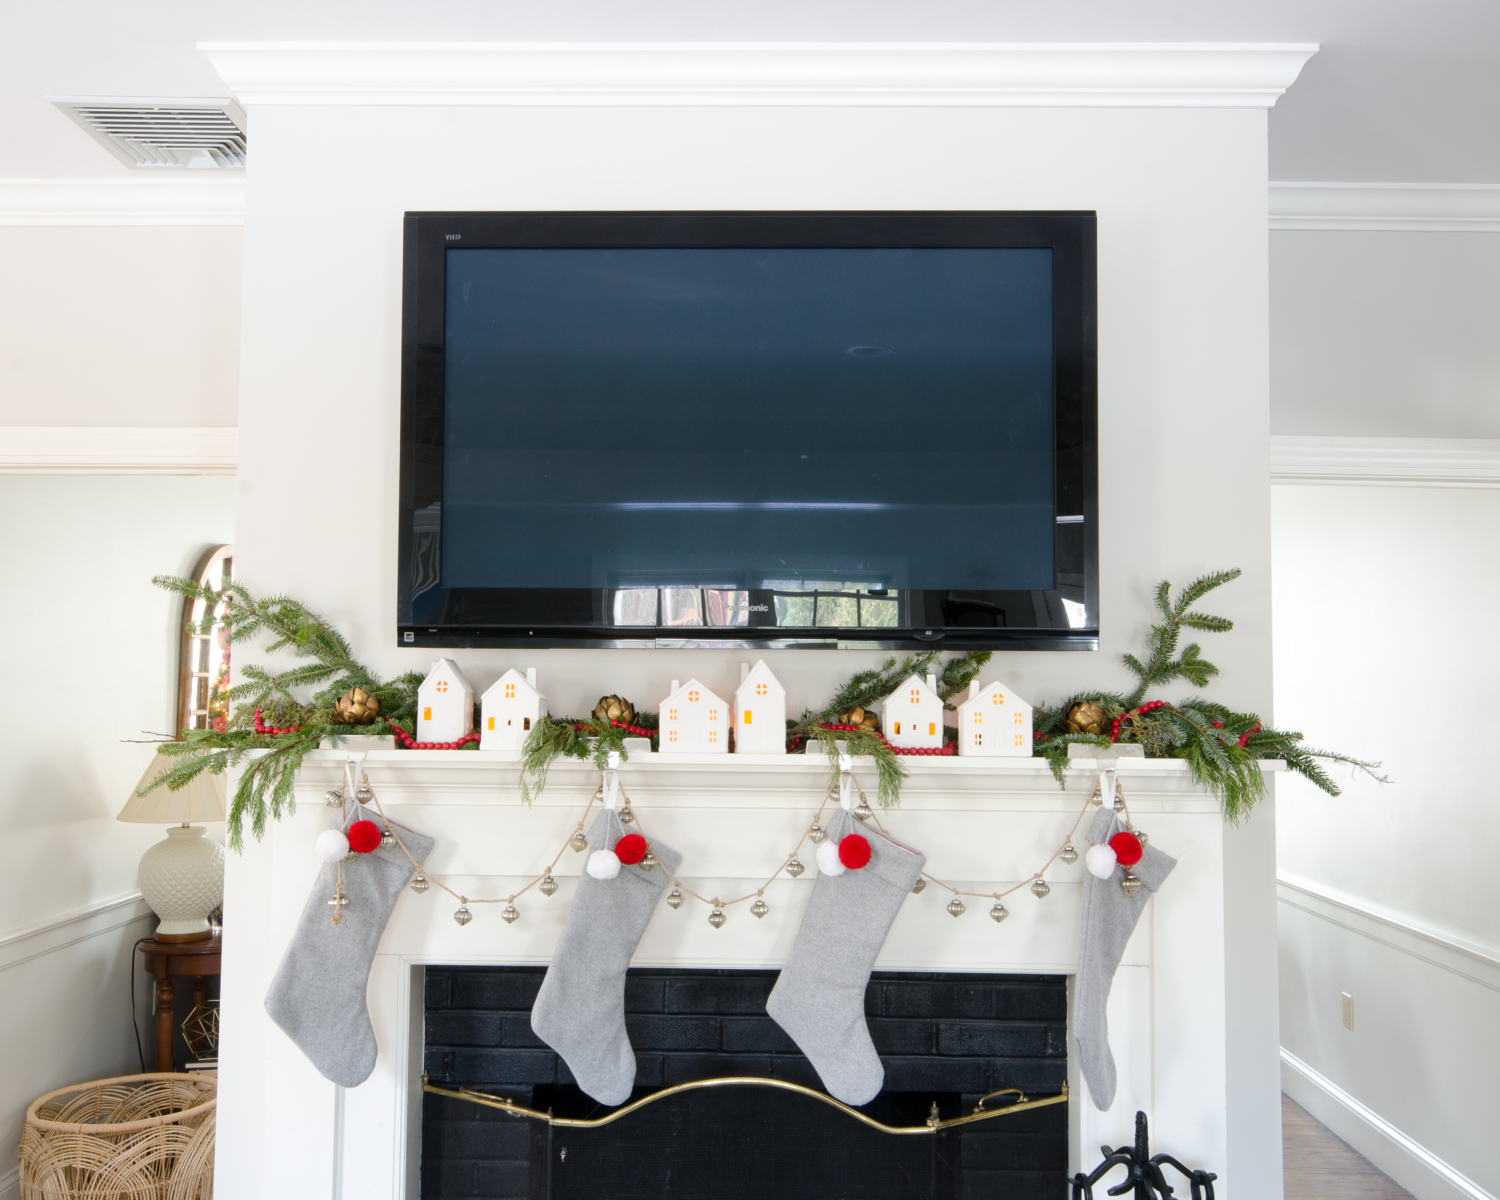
[1206,718,1263,746]
[253,708,302,735]
[395,728,480,750]
[1110,699,1168,742]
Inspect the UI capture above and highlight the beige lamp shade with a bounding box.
[118,753,226,825]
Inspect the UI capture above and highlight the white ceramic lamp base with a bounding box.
[138,826,225,941]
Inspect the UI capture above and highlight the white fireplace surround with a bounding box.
[218,750,1260,1199]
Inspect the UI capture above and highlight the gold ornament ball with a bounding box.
[786,858,806,878]
[501,903,520,924]
[453,905,472,926]
[539,874,559,897]
[1031,877,1051,899]
[947,898,966,918]
[666,888,684,910]
[334,687,382,726]
[708,908,727,929]
[1121,872,1143,898]
[1064,701,1106,736]
[1060,843,1079,865]
[410,873,430,894]
[751,897,769,919]
[594,694,637,725]
[990,902,1009,924]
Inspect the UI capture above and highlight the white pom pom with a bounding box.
[816,839,846,877]
[315,829,350,863]
[1085,843,1118,880]
[586,849,621,880]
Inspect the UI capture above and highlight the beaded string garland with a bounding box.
[325,761,1150,929]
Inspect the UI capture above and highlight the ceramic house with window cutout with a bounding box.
[479,667,548,752]
[956,678,1033,757]
[658,678,729,754]
[881,672,945,750]
[733,660,786,755]
[417,658,474,743]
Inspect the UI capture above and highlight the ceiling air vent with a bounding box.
[49,97,247,169]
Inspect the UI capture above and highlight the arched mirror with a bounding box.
[176,545,234,734]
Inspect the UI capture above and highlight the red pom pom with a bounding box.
[347,820,382,854]
[838,834,872,870]
[1108,831,1143,867]
[614,833,647,865]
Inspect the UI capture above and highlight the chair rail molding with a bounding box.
[198,42,1316,108]
[0,178,245,227]
[0,427,238,475]
[1269,182,1500,233]
[1270,436,1500,489]
[0,893,154,974]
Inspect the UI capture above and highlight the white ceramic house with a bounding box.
[479,667,548,751]
[417,658,475,743]
[880,672,946,750]
[733,660,786,755]
[956,678,1034,757]
[658,678,729,754]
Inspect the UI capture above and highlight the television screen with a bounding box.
[399,212,1096,649]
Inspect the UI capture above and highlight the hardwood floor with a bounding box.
[1282,1094,1415,1200]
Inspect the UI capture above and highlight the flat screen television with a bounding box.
[398,211,1096,650]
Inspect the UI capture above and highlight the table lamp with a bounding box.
[118,754,227,942]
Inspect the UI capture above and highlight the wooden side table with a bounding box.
[136,931,222,1072]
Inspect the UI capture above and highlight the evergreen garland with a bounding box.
[1033,569,1386,822]
[143,576,424,849]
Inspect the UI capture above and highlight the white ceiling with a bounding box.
[4,0,1498,182]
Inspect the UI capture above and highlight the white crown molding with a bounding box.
[0,426,237,475]
[1281,1050,1495,1200]
[198,42,1316,108]
[1270,436,1500,488]
[1269,182,1500,232]
[0,177,245,227]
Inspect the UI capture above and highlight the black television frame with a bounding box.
[398,211,1098,651]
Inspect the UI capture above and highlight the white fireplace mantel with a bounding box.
[214,751,1259,1199]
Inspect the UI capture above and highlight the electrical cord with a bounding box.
[131,939,146,1073]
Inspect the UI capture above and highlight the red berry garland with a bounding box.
[1108,830,1143,867]
[816,722,955,756]
[838,833,872,869]
[347,820,382,854]
[1109,699,1168,743]
[253,708,303,736]
[394,728,480,750]
[614,833,647,865]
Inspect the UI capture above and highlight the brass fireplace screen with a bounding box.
[422,1074,1067,1135]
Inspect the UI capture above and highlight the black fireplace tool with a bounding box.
[1070,1110,1217,1199]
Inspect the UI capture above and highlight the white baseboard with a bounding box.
[1281,1049,1494,1200]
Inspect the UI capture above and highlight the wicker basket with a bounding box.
[18,1073,215,1200]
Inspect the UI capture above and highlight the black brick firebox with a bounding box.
[422,967,1067,1200]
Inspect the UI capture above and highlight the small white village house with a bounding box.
[733,660,786,755]
[417,658,475,743]
[658,678,729,754]
[880,672,945,750]
[479,667,548,751]
[955,678,1034,757]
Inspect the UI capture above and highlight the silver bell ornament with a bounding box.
[1134,829,1149,845]
[854,800,874,822]
[640,850,659,872]
[1031,877,1051,899]
[501,903,520,924]
[708,908,726,929]
[666,888,684,910]
[911,877,927,895]
[1121,871,1143,898]
[751,897,769,919]
[356,780,374,804]
[539,874,559,897]
[618,801,635,825]
[453,903,472,927]
[380,825,397,849]
[1114,795,1127,813]
[786,857,806,878]
[947,897,966,918]
[327,891,350,910]
[410,872,430,894]
[809,824,826,844]
[1060,843,1079,865]
[990,902,1009,924]
[569,829,589,854]
[324,788,344,808]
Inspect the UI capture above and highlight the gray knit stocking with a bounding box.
[531,809,682,1106]
[1074,806,1176,1110]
